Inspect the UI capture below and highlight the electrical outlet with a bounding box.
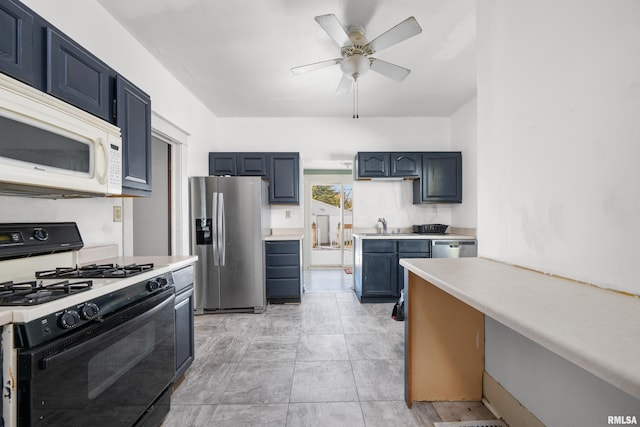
[285,210,291,219]
[113,206,122,222]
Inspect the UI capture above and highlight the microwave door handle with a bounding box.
[211,192,219,266]
[218,193,226,266]
[95,138,108,184]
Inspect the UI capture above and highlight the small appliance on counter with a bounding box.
[412,224,449,234]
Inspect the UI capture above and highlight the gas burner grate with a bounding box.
[36,263,154,279]
[0,279,93,305]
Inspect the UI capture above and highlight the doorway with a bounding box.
[305,174,353,268]
[132,137,171,256]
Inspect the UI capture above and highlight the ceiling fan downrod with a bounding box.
[353,73,359,119]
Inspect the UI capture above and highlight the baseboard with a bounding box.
[483,371,546,427]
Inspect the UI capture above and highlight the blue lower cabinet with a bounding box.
[354,238,431,303]
[362,252,398,298]
[265,240,301,303]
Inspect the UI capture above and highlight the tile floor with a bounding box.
[303,268,353,292]
[164,270,498,427]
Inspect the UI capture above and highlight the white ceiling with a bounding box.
[98,0,477,118]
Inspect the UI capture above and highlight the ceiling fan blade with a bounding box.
[290,58,342,75]
[315,14,351,47]
[367,16,422,53]
[335,75,353,96]
[369,58,411,81]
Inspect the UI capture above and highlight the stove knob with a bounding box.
[147,279,161,291]
[33,228,49,241]
[59,310,80,329]
[80,303,100,320]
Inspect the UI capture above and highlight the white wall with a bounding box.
[450,98,477,229]
[477,0,640,294]
[477,1,640,424]
[215,117,462,230]
[3,0,219,252]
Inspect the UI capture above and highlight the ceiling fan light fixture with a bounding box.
[292,13,423,118]
[340,53,370,79]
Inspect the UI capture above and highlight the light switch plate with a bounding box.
[113,206,122,222]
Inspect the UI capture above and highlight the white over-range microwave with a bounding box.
[0,73,122,198]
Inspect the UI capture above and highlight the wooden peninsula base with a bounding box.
[405,270,484,406]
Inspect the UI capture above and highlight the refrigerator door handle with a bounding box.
[212,191,219,266]
[219,192,226,266]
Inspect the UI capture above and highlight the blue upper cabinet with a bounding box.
[0,0,34,85]
[356,152,420,178]
[413,152,462,204]
[268,153,299,204]
[209,152,270,177]
[390,152,421,178]
[356,152,390,178]
[209,153,237,176]
[208,152,300,205]
[238,153,268,176]
[46,28,110,121]
[117,75,152,195]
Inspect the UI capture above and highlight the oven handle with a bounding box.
[38,290,175,371]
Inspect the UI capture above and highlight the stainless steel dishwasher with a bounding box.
[431,240,477,258]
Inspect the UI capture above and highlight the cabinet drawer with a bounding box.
[362,240,395,253]
[266,253,299,267]
[265,240,299,254]
[398,239,430,253]
[266,266,300,279]
[266,278,300,298]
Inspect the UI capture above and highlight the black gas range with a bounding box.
[0,222,175,426]
[0,262,155,309]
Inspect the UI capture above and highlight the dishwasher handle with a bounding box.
[431,240,477,258]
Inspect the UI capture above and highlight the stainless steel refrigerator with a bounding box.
[189,176,270,313]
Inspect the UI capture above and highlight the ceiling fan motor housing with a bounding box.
[340,45,374,79]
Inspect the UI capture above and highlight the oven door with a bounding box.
[17,289,175,426]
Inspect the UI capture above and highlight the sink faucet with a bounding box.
[377,218,387,234]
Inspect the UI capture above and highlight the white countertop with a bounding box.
[354,233,475,240]
[0,255,198,324]
[0,311,12,327]
[399,257,640,400]
[264,234,303,241]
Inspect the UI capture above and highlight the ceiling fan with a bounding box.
[291,13,422,117]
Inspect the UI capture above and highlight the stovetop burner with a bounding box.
[0,279,93,305]
[36,263,154,279]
